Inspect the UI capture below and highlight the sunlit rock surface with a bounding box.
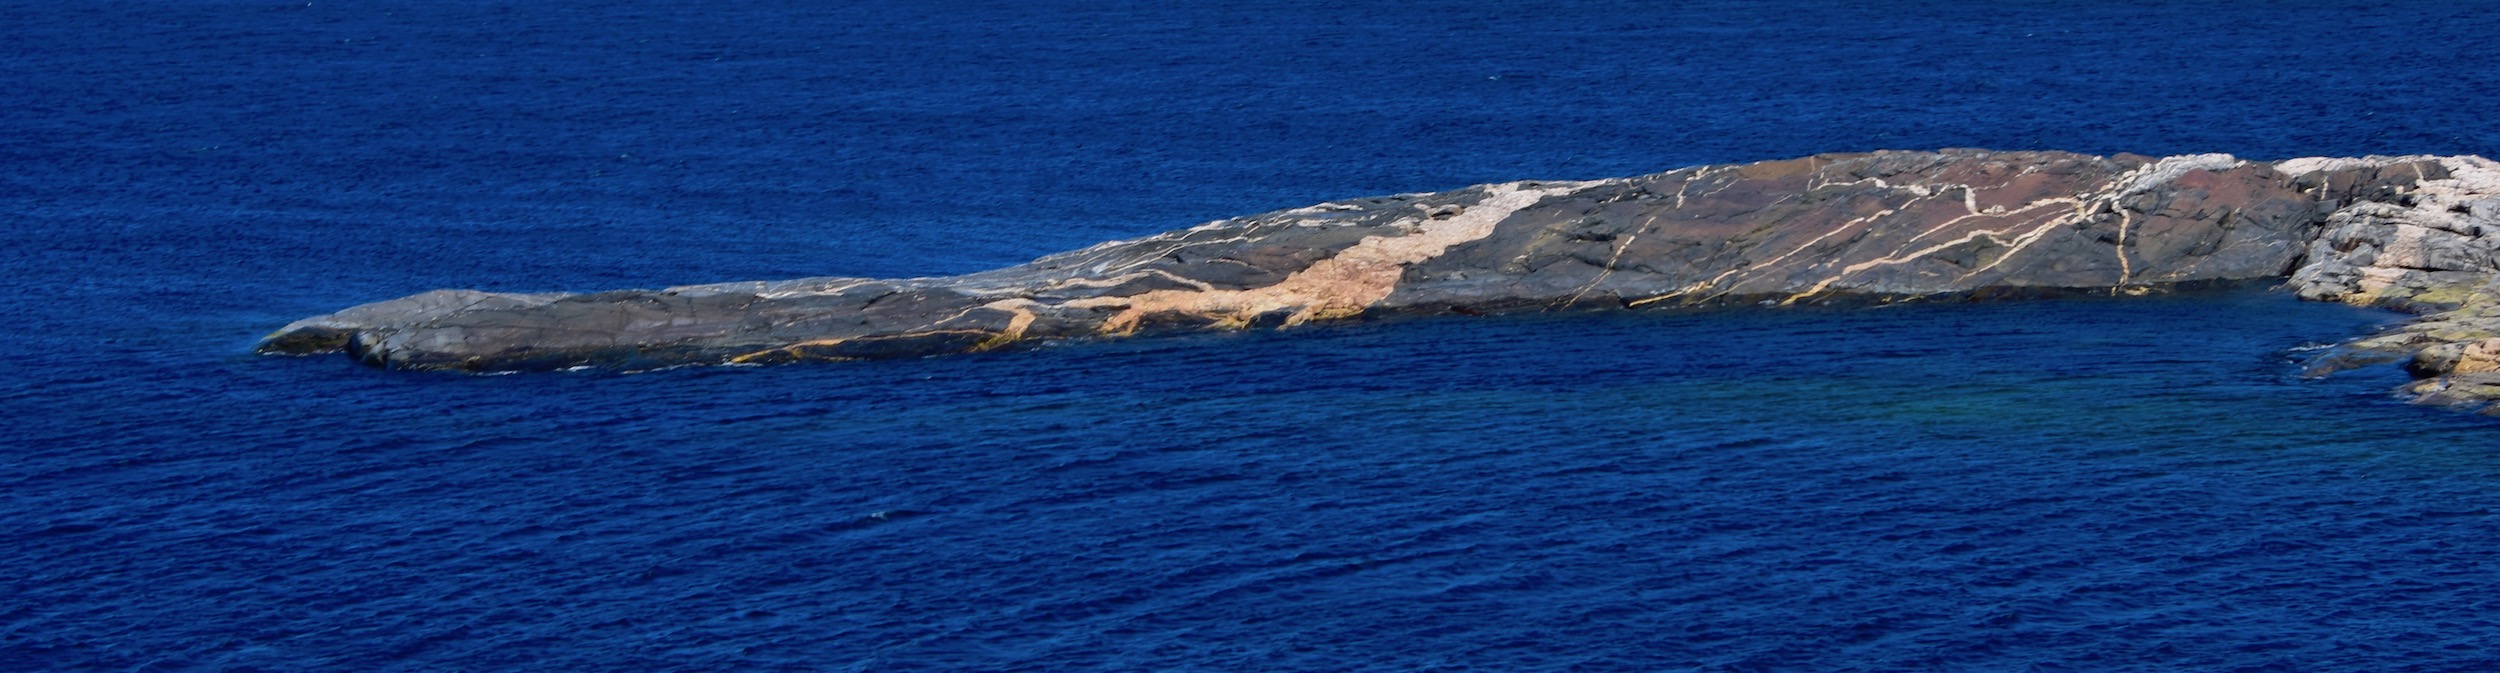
[261,150,2500,409]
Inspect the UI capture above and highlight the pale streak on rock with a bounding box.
[2104,154,2245,286]
[1948,202,2086,279]
[2283,155,2500,308]
[1070,181,1586,333]
[1807,154,2246,297]
[2116,153,2246,198]
[972,299,1041,351]
[1660,206,1902,305]
[258,149,2500,414]
[1779,201,2074,305]
[1752,156,2223,304]
[1041,269,1217,293]
[1561,232,1641,308]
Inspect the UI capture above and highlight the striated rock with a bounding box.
[2277,156,2500,412]
[261,150,2500,410]
[2282,156,2500,311]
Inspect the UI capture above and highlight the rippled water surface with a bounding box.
[7,1,2500,671]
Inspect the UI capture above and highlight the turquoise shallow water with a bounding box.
[7,1,2500,670]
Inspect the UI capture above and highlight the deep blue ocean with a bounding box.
[8,1,2500,670]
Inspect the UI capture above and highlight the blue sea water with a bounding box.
[7,1,2500,670]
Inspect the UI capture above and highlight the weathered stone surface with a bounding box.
[260,149,2500,410]
[2283,156,2500,311]
[1386,151,2327,311]
[2276,156,2500,412]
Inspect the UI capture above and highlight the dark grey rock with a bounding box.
[259,150,2500,411]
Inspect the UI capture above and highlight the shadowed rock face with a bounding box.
[260,150,2500,409]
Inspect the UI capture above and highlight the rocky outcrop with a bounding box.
[2282,156,2500,310]
[2276,156,2500,412]
[260,150,2500,409]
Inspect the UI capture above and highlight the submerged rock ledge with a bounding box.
[262,150,2500,410]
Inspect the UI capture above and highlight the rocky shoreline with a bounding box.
[259,150,2500,412]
